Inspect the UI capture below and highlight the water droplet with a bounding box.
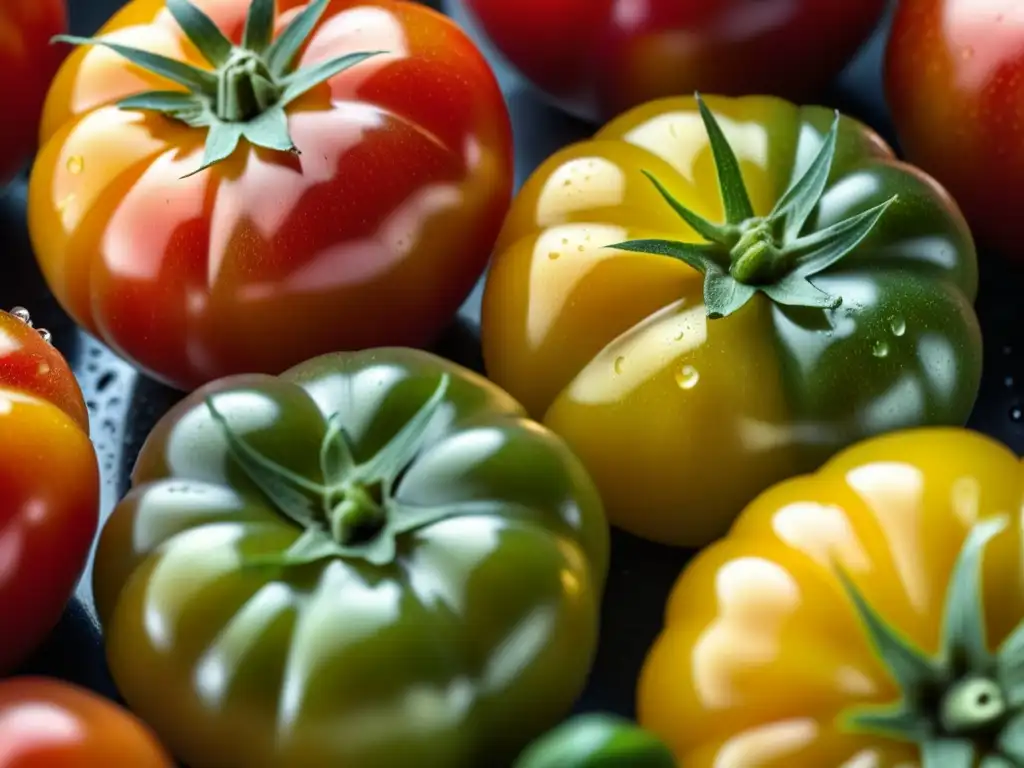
[8,306,31,325]
[872,340,890,358]
[674,330,685,341]
[1011,406,1023,423]
[577,244,585,252]
[889,316,906,337]
[88,346,102,358]
[1006,376,1015,388]
[614,356,625,375]
[547,251,560,261]
[561,238,569,245]
[66,155,84,174]
[85,399,97,411]
[562,179,572,188]
[675,364,700,389]
[36,328,52,344]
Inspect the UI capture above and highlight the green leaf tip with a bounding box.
[54,0,385,176]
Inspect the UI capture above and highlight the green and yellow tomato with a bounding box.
[639,428,1024,767]
[93,348,608,768]
[482,93,981,548]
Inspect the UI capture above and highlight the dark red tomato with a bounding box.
[887,0,1024,259]
[459,0,888,122]
[0,308,98,673]
[0,0,67,183]
[30,0,513,391]
[0,677,174,767]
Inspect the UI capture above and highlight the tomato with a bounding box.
[29,0,513,391]
[513,714,675,768]
[638,428,1024,767]
[0,307,98,673]
[481,94,981,548]
[92,347,608,768]
[886,0,1024,260]
[457,0,887,123]
[0,0,66,184]
[0,677,174,767]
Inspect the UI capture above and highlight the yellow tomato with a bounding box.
[481,94,980,547]
[638,428,1024,766]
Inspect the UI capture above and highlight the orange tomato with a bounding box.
[0,677,174,766]
[0,307,98,673]
[639,428,1024,766]
[29,0,512,391]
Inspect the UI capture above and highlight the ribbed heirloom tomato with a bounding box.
[0,0,67,183]
[0,678,174,767]
[92,348,608,768]
[0,308,99,673]
[29,0,512,391]
[639,429,1024,767]
[482,94,981,548]
[459,0,888,123]
[886,0,1024,260]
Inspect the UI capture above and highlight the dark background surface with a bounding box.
[5,0,1024,746]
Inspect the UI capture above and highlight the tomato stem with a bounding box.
[609,94,896,319]
[217,50,281,122]
[836,516,1024,767]
[940,677,1007,735]
[53,0,384,175]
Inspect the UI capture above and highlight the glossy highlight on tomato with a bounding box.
[29,0,513,391]
[886,0,1024,260]
[638,428,1024,767]
[481,94,981,548]
[0,308,99,673]
[93,347,608,768]
[0,677,174,767]
[0,0,67,183]
[459,0,888,123]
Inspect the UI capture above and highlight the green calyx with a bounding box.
[837,515,1024,767]
[205,375,471,568]
[54,0,384,176]
[611,94,897,319]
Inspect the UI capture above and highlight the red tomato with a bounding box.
[0,308,98,673]
[886,0,1024,259]
[0,0,67,183]
[0,677,174,767]
[29,0,513,391]
[459,0,888,122]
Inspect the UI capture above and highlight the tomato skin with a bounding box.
[29,0,513,392]
[0,310,98,673]
[886,0,1024,260]
[637,428,1022,765]
[459,0,887,122]
[481,94,980,548]
[0,677,174,767]
[0,0,66,184]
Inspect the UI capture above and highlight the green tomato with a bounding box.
[93,348,609,768]
[514,714,676,768]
